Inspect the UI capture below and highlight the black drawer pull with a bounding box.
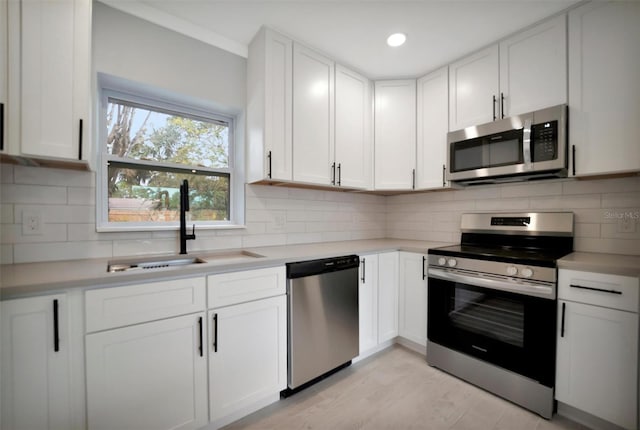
[53,299,60,352]
[570,284,622,295]
[213,313,218,352]
[560,302,566,338]
[198,316,203,357]
[361,258,366,283]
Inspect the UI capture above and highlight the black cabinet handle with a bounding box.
[53,299,60,352]
[412,169,416,190]
[361,258,366,283]
[0,103,4,152]
[213,313,218,352]
[572,145,576,176]
[198,316,203,357]
[331,162,336,185]
[78,119,83,160]
[337,163,341,186]
[267,151,272,178]
[500,93,505,119]
[492,95,497,121]
[442,164,446,187]
[422,256,426,280]
[570,284,622,295]
[560,302,566,338]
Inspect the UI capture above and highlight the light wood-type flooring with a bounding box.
[224,345,588,430]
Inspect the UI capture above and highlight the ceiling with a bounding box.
[98,0,578,80]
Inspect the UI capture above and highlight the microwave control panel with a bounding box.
[531,121,558,162]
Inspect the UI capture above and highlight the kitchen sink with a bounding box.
[106,250,264,272]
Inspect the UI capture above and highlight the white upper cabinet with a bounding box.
[416,66,449,190]
[247,28,293,182]
[292,43,335,185]
[0,0,6,154]
[335,65,373,189]
[499,14,567,118]
[374,80,417,190]
[449,45,499,131]
[568,1,640,177]
[449,15,566,131]
[6,0,91,163]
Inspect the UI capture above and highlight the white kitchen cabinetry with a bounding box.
[377,251,399,343]
[207,267,287,428]
[292,43,335,185]
[5,0,91,164]
[556,269,639,430]
[85,277,208,430]
[398,252,428,348]
[1,294,73,430]
[0,0,6,154]
[568,2,640,177]
[359,254,379,353]
[335,64,373,189]
[416,66,449,190]
[449,15,566,131]
[374,80,417,190]
[247,27,293,182]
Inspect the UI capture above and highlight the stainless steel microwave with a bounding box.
[446,104,568,185]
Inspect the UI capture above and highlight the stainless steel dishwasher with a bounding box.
[286,255,360,392]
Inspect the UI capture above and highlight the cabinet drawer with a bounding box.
[86,277,206,332]
[208,266,286,308]
[558,269,639,313]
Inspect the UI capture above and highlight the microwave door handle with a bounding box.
[522,119,532,170]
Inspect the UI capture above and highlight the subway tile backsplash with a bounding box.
[1,164,638,264]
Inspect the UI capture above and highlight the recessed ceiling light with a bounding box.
[387,33,406,47]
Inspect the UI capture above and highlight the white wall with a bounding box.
[0,165,387,264]
[387,177,640,255]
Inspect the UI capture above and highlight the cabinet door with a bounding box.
[416,66,449,190]
[209,295,287,424]
[358,254,379,353]
[378,251,399,343]
[335,64,372,189]
[556,301,638,430]
[568,2,640,177]
[374,80,416,190]
[0,0,6,154]
[86,313,208,430]
[449,45,499,131]
[499,15,566,117]
[293,43,334,185]
[398,252,428,347]
[1,294,71,430]
[19,0,90,161]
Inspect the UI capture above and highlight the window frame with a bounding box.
[96,79,245,232]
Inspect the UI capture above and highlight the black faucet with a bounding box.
[179,179,196,254]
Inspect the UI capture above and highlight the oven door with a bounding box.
[427,269,556,387]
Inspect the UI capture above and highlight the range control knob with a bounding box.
[521,267,534,278]
[506,266,518,276]
[438,257,447,266]
[447,259,457,268]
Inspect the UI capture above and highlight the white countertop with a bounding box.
[0,239,451,299]
[558,252,640,278]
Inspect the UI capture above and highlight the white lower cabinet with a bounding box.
[208,295,287,425]
[1,294,73,430]
[86,313,208,430]
[377,252,399,343]
[398,252,428,348]
[556,269,639,430]
[358,254,379,353]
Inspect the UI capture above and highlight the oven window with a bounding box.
[449,289,524,348]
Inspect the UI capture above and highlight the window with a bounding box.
[98,83,242,231]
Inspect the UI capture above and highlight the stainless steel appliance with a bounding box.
[286,255,359,392]
[427,212,574,419]
[447,104,568,184]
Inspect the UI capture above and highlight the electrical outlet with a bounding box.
[22,211,43,236]
[274,214,286,228]
[617,218,636,234]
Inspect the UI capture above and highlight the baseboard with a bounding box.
[353,339,395,363]
[201,393,281,430]
[557,402,630,430]
[395,336,427,356]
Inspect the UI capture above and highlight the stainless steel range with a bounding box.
[427,212,574,419]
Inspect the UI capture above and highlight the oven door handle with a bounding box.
[427,268,555,299]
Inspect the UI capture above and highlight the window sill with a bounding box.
[96,223,247,233]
